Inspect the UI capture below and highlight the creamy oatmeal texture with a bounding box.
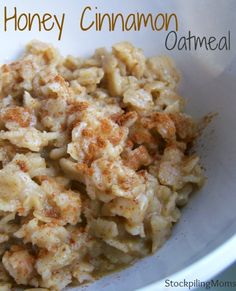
[0,41,204,290]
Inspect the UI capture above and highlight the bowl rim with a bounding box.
[138,234,236,291]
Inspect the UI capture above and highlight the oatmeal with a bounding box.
[0,41,204,290]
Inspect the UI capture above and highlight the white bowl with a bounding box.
[1,0,235,290]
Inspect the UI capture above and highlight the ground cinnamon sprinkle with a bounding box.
[2,107,31,127]
[16,160,28,172]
